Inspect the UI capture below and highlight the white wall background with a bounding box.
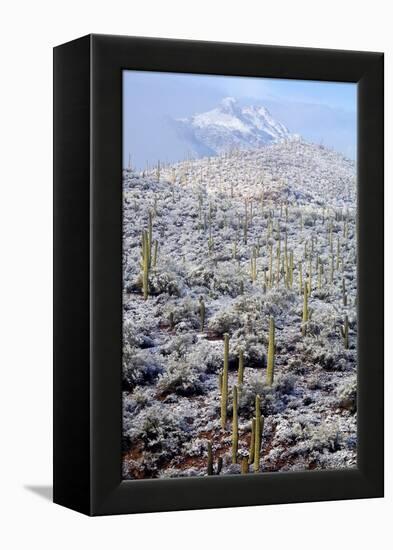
[0,1,390,548]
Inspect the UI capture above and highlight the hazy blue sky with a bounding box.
[123,70,357,169]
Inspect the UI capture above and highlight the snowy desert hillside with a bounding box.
[122,140,357,479]
[175,97,295,156]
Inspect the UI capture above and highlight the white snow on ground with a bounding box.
[122,139,357,479]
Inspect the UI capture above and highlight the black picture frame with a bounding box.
[53,34,384,516]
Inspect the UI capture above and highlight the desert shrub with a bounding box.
[238,372,295,416]
[123,318,155,349]
[161,333,197,357]
[231,330,266,368]
[149,267,185,297]
[122,388,149,415]
[261,287,296,317]
[295,338,355,371]
[208,307,242,336]
[123,403,189,457]
[186,265,215,288]
[336,376,357,412]
[210,262,247,296]
[306,422,343,452]
[186,340,222,374]
[156,359,205,397]
[122,348,163,390]
[160,297,199,330]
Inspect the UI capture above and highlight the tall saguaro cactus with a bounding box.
[269,244,273,288]
[254,395,264,472]
[342,278,347,306]
[299,260,303,295]
[153,240,158,268]
[340,315,349,349]
[248,418,256,465]
[266,318,275,385]
[302,283,309,336]
[238,349,244,385]
[241,457,249,474]
[243,200,248,244]
[148,210,153,261]
[232,385,239,463]
[207,442,214,476]
[141,229,150,300]
[199,297,206,332]
[221,333,229,429]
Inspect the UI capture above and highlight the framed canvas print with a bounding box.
[53,34,384,516]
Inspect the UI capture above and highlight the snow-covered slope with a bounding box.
[176,97,295,156]
[122,141,357,479]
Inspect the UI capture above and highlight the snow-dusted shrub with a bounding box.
[161,333,197,357]
[306,422,343,452]
[336,376,357,412]
[262,287,296,317]
[123,318,155,349]
[122,348,163,390]
[149,267,185,297]
[123,388,149,415]
[123,403,189,457]
[295,338,354,371]
[208,307,242,336]
[210,262,247,297]
[186,264,215,288]
[230,330,266,368]
[160,297,199,330]
[156,359,205,397]
[186,339,222,374]
[307,374,324,390]
[238,372,295,416]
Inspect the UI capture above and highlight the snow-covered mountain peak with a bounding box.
[220,96,237,112]
[175,97,294,156]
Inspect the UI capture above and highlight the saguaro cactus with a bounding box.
[243,201,248,244]
[248,418,256,465]
[299,260,303,295]
[302,283,309,336]
[156,160,161,182]
[218,372,223,392]
[220,333,229,429]
[232,385,239,463]
[199,296,206,332]
[241,457,249,474]
[276,238,281,284]
[254,395,264,472]
[148,210,153,260]
[342,278,347,306]
[238,349,244,385]
[340,315,349,349]
[141,230,149,300]
[207,442,214,476]
[318,263,323,289]
[330,253,335,283]
[289,250,294,289]
[266,317,275,385]
[153,240,158,268]
[269,244,273,288]
[250,247,257,282]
